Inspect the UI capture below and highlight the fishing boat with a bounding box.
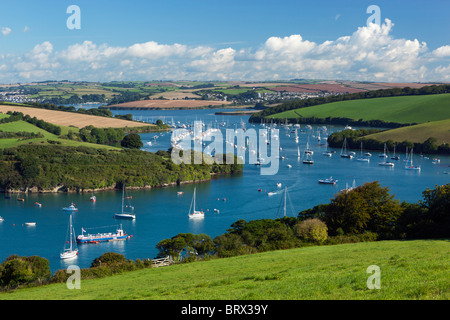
[188,188,204,219]
[76,224,130,244]
[405,148,421,171]
[340,138,353,159]
[60,214,78,259]
[318,177,338,185]
[90,195,96,202]
[114,185,136,219]
[63,203,78,212]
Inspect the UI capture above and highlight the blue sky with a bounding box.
[0,0,449,82]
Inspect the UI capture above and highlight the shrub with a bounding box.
[90,252,127,268]
[295,218,328,243]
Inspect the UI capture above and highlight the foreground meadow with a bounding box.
[1,240,448,300]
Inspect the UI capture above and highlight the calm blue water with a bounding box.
[0,109,449,272]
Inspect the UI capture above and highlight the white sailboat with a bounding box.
[188,188,204,219]
[276,187,294,218]
[340,138,353,159]
[60,214,78,260]
[378,144,394,167]
[114,185,136,219]
[303,145,314,164]
[356,142,370,162]
[405,148,421,171]
[304,138,314,155]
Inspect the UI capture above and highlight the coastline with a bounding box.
[0,172,237,194]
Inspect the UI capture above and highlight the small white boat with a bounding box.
[267,192,277,196]
[276,183,282,188]
[0,216,4,222]
[90,195,96,202]
[188,188,204,219]
[287,164,292,168]
[114,185,136,220]
[63,203,78,212]
[60,214,78,260]
[318,177,338,185]
[25,222,36,226]
[177,191,184,195]
[35,202,42,207]
[404,148,421,171]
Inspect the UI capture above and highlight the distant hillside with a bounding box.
[365,118,450,144]
[271,93,450,125]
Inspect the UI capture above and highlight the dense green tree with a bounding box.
[91,252,126,268]
[121,133,143,149]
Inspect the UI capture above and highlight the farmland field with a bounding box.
[1,239,448,300]
[271,94,450,124]
[106,99,232,109]
[0,105,151,129]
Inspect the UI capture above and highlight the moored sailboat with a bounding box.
[188,188,204,219]
[60,214,78,260]
[114,185,136,219]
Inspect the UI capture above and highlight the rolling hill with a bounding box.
[271,93,450,124]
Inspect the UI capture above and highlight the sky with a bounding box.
[0,0,449,83]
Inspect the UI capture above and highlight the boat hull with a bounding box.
[77,235,129,243]
[60,250,78,259]
[114,213,135,219]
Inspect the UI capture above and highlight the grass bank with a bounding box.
[1,239,448,300]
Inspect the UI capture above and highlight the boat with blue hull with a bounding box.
[76,225,131,244]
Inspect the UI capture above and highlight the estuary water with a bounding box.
[0,108,449,272]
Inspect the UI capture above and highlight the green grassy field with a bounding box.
[272,94,450,124]
[0,121,118,150]
[1,240,448,300]
[365,118,450,144]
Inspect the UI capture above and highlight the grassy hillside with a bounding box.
[1,240,448,300]
[271,94,450,124]
[0,120,118,150]
[365,118,450,144]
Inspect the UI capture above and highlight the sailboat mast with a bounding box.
[121,185,125,214]
[69,214,73,251]
[284,187,287,217]
[193,188,196,212]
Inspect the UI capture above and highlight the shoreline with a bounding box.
[0,172,237,194]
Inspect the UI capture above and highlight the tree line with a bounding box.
[156,182,449,261]
[0,145,243,192]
